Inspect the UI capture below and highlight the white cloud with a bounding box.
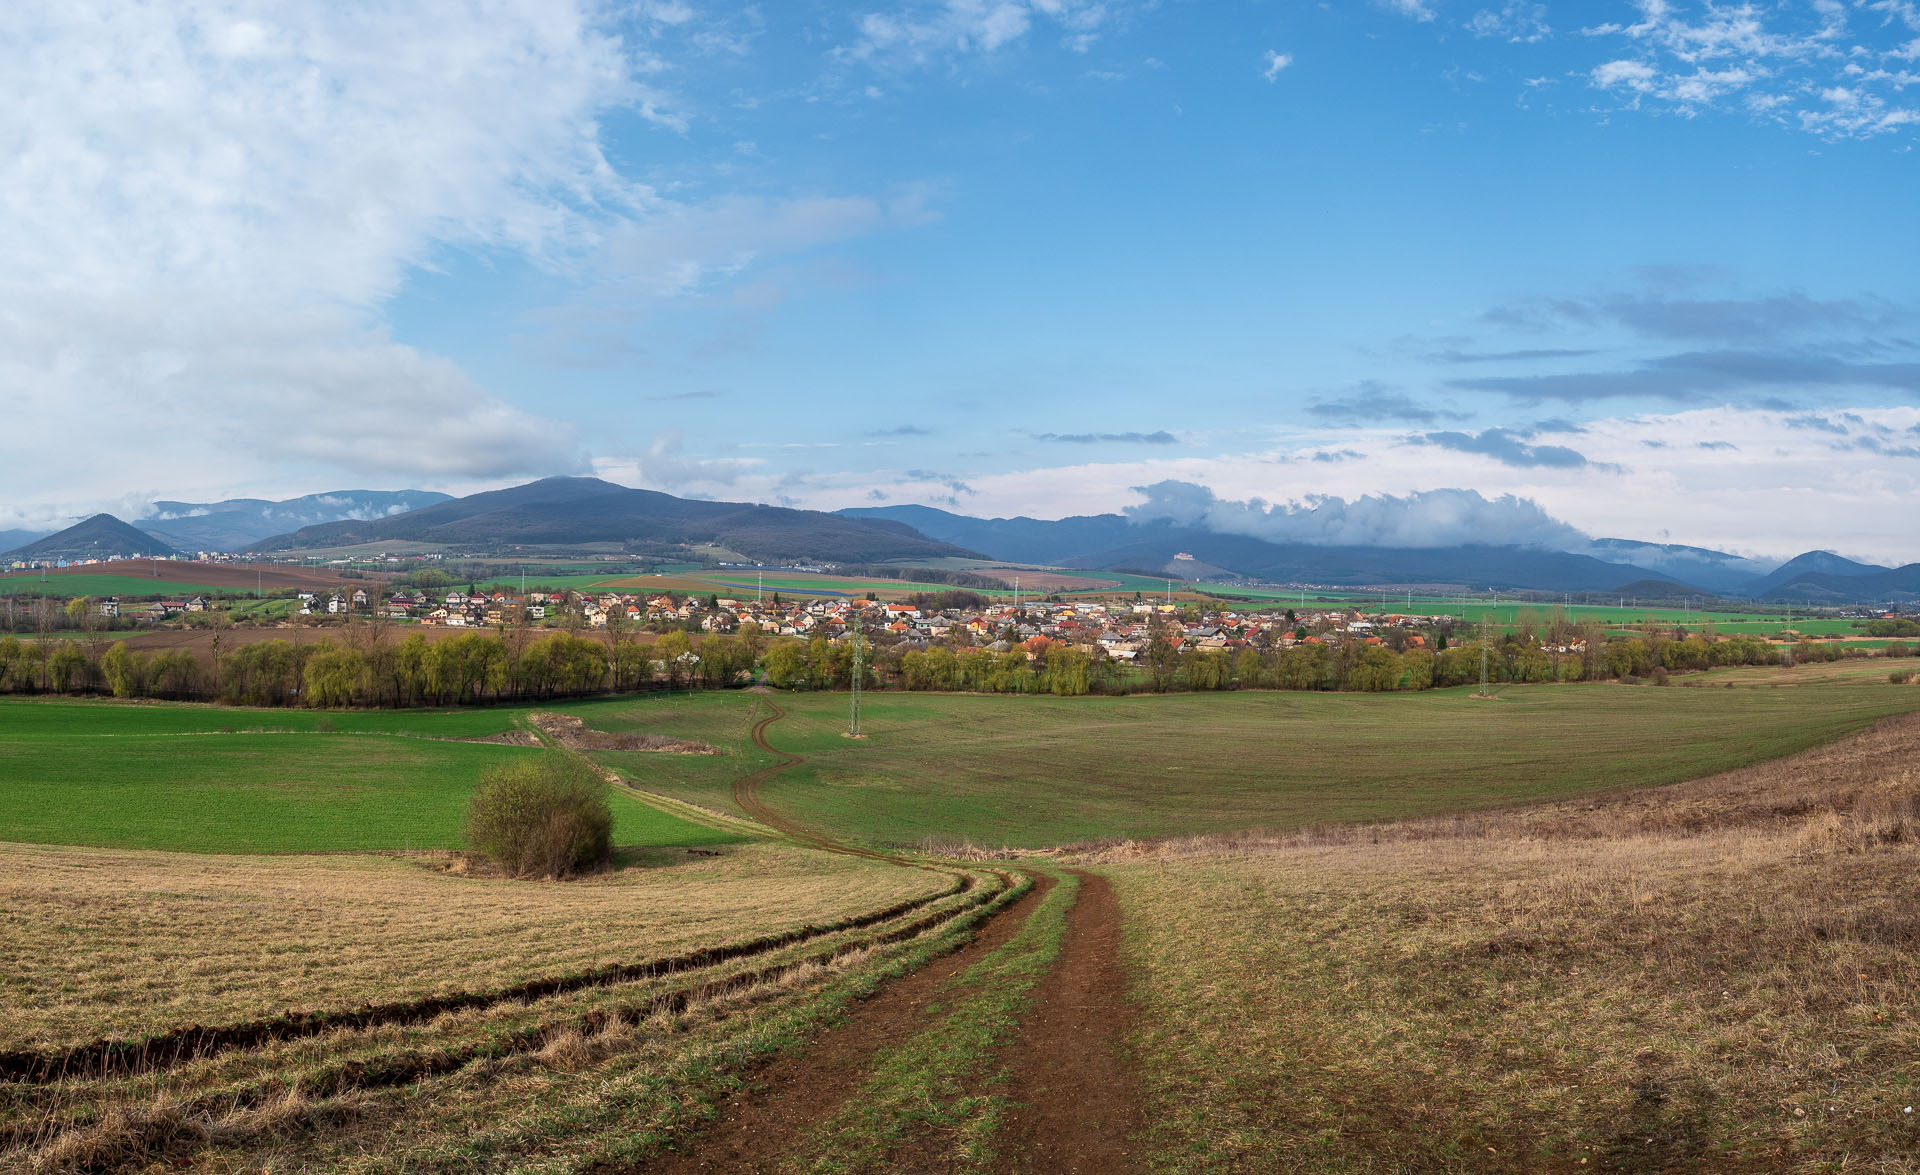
[590,433,764,493]
[0,1,656,525]
[1124,483,1585,549]
[712,406,1920,564]
[842,0,1126,65]
[1262,50,1294,82]
[1380,0,1438,23]
[1468,2,1550,43]
[1592,58,1659,90]
[1579,0,1920,136]
[0,2,934,529]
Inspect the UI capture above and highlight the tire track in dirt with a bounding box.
[637,877,1053,1174]
[990,869,1147,1174]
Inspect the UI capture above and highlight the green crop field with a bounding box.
[469,571,634,592]
[0,573,242,598]
[560,675,1920,849]
[0,698,741,854]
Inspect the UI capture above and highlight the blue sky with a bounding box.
[4,1,1919,560]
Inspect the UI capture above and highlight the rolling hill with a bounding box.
[4,515,179,562]
[1751,562,1920,605]
[254,477,978,563]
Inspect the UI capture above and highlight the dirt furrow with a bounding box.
[990,869,1147,1174]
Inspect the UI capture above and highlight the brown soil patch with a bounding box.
[531,712,718,754]
[457,730,541,746]
[637,877,1052,1174]
[992,870,1147,1174]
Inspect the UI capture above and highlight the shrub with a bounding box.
[464,757,613,879]
[1891,668,1915,685]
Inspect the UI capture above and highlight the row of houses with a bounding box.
[295,583,1471,656]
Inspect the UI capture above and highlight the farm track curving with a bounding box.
[15,698,1144,1173]
[646,697,1147,1174]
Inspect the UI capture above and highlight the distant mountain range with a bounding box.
[841,504,1920,604]
[0,490,455,557]
[140,490,453,552]
[10,481,1916,604]
[5,515,179,562]
[252,477,976,564]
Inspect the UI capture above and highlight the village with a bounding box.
[275,585,1457,660]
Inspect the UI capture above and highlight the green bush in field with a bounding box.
[464,757,613,879]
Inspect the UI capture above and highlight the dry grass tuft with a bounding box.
[535,1029,595,1073]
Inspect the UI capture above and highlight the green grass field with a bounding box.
[0,698,742,853]
[0,573,246,598]
[558,676,1920,849]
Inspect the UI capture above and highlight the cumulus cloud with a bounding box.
[0,1,664,523]
[1262,50,1293,81]
[1122,481,1588,549]
[591,432,762,493]
[0,2,933,527]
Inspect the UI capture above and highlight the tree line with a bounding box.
[0,625,1903,707]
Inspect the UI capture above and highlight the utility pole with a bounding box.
[847,609,864,738]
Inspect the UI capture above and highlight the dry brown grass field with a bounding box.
[0,842,949,1053]
[0,843,1013,1173]
[1098,714,1920,1173]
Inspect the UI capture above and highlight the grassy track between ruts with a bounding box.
[788,872,1076,1173]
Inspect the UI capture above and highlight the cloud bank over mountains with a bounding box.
[1123,481,1585,551]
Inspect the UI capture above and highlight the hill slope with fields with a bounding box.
[255,476,978,563]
